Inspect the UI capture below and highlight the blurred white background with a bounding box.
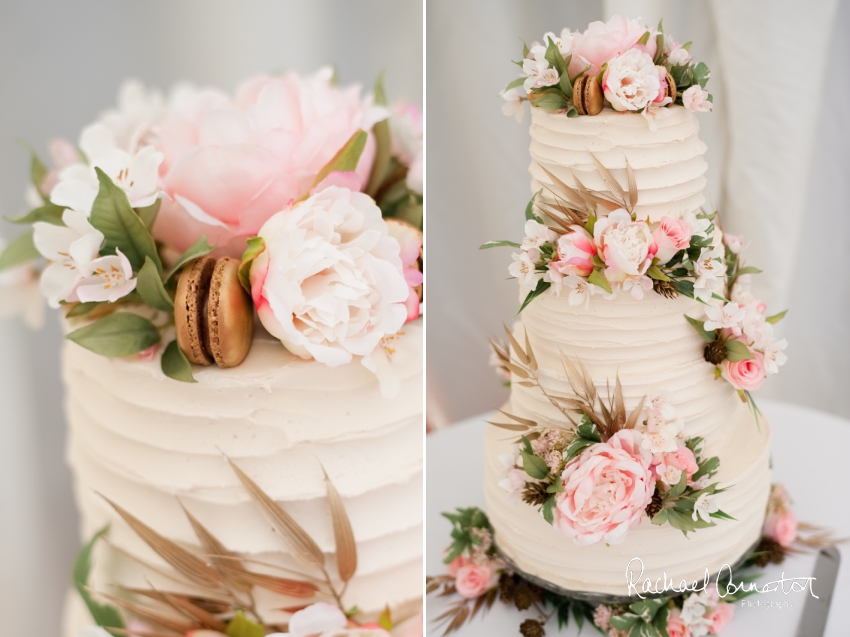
[427,0,850,427]
[0,1,422,635]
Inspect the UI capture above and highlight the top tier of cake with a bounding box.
[529,105,707,221]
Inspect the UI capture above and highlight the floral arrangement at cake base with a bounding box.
[427,489,839,637]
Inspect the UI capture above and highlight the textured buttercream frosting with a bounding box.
[63,320,422,630]
[483,107,771,597]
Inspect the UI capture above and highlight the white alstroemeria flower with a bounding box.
[562,271,598,308]
[730,275,754,305]
[33,209,104,307]
[692,246,724,303]
[621,275,654,300]
[75,249,137,303]
[536,67,560,88]
[691,474,711,490]
[682,211,710,239]
[0,239,45,329]
[680,593,712,636]
[660,465,682,486]
[641,96,672,131]
[723,233,745,254]
[522,46,552,92]
[645,389,676,422]
[641,420,681,455]
[521,219,556,262]
[544,29,573,56]
[501,87,525,123]
[50,123,165,216]
[763,338,788,375]
[703,301,745,331]
[692,492,719,523]
[509,251,543,290]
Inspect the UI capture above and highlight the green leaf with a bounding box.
[587,268,612,294]
[543,37,567,77]
[652,601,670,635]
[651,509,668,525]
[225,610,264,637]
[725,340,755,362]
[525,190,543,223]
[309,129,368,194]
[72,526,125,636]
[610,613,640,630]
[66,312,161,357]
[238,236,266,294]
[0,231,39,271]
[161,340,196,383]
[684,315,716,343]
[564,438,595,463]
[765,310,787,324]
[89,168,161,273]
[366,74,392,197]
[669,470,688,498]
[520,451,549,479]
[529,89,568,112]
[692,62,711,88]
[25,145,50,203]
[541,494,556,524]
[480,240,521,250]
[637,31,651,46]
[165,235,216,284]
[521,436,533,455]
[546,481,564,493]
[66,302,101,318]
[646,264,670,281]
[576,421,601,442]
[692,456,720,481]
[584,212,597,235]
[378,606,393,631]
[665,508,695,535]
[136,257,173,312]
[503,77,526,93]
[7,202,66,225]
[674,279,695,299]
[517,280,551,314]
[136,199,161,232]
[736,266,762,276]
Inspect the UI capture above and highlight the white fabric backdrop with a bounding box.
[427,0,850,428]
[0,2,422,636]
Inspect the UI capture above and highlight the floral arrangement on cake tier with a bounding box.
[0,70,423,394]
[427,488,840,637]
[501,16,712,129]
[490,332,732,543]
[72,457,422,637]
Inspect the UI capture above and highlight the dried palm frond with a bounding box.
[320,465,357,583]
[795,522,848,549]
[144,580,229,632]
[92,590,196,635]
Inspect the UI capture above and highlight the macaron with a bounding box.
[573,75,603,116]
[175,256,254,368]
[664,70,677,104]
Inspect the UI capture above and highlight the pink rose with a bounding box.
[454,563,497,599]
[764,511,797,547]
[551,225,595,277]
[667,608,690,637]
[659,446,699,483]
[706,602,734,635]
[569,15,657,78]
[554,430,655,546]
[722,351,765,391]
[652,216,692,264]
[445,553,470,577]
[153,69,388,256]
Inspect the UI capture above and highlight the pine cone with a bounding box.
[499,572,517,604]
[704,339,727,365]
[645,488,663,519]
[522,482,550,507]
[653,278,678,299]
[514,580,545,611]
[752,537,787,567]
[520,619,546,637]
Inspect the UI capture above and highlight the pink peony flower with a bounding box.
[722,351,765,391]
[551,225,595,277]
[602,48,662,112]
[667,608,691,637]
[569,15,657,78]
[385,220,422,323]
[682,85,713,114]
[706,602,734,635]
[764,511,797,547]
[554,429,655,546]
[593,210,658,283]
[454,563,497,599]
[249,186,408,370]
[153,69,388,256]
[652,216,692,264]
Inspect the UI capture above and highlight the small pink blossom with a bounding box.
[551,225,595,277]
[652,217,692,264]
[764,511,797,547]
[706,602,734,634]
[454,563,497,599]
[682,85,712,113]
[722,351,765,391]
[666,608,691,637]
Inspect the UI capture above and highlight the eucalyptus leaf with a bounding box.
[0,231,39,271]
[165,235,216,284]
[73,526,125,636]
[89,168,161,272]
[7,202,65,225]
[136,257,173,312]
[725,340,755,362]
[684,315,716,343]
[66,312,161,357]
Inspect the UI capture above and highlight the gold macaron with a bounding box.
[175,256,254,368]
[664,70,677,104]
[573,75,604,116]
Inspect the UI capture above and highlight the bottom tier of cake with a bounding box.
[484,400,771,598]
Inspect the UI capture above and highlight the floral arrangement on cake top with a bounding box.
[72,457,423,637]
[0,70,423,393]
[490,331,731,544]
[501,16,712,128]
[428,488,838,637]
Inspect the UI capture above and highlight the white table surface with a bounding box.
[426,399,850,636]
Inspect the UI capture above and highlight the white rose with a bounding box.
[249,186,408,368]
[593,210,658,283]
[602,49,661,111]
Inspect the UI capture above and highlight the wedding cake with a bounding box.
[0,69,424,636]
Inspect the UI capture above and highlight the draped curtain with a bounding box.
[0,2,422,635]
[427,0,849,427]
